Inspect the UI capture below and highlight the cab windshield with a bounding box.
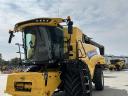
[24,26,64,62]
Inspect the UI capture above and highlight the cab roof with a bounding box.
[14,18,65,32]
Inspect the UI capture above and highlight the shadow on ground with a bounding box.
[92,86,128,96]
[104,76,117,78]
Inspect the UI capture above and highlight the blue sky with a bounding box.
[0,0,128,60]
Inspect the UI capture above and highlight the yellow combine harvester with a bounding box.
[5,17,105,96]
[109,59,126,71]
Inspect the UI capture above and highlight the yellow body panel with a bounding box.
[64,27,105,78]
[5,72,61,96]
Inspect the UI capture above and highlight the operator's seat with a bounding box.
[27,34,35,59]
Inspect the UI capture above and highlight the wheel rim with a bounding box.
[101,71,104,88]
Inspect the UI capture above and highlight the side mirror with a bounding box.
[8,30,15,43]
[100,47,104,56]
[68,21,73,34]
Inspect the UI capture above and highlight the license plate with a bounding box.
[14,82,32,92]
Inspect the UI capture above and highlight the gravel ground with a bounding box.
[0,70,128,96]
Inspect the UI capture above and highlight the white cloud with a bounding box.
[0,0,128,60]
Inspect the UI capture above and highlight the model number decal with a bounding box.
[87,50,97,59]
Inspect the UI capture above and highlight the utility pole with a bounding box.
[15,43,23,63]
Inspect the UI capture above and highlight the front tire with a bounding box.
[94,65,104,91]
[63,60,92,96]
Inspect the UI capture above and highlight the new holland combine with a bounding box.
[109,59,126,71]
[5,16,105,96]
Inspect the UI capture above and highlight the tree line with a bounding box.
[0,56,21,72]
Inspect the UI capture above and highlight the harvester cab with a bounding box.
[8,17,73,63]
[6,17,106,96]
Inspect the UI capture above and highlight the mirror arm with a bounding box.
[8,30,15,43]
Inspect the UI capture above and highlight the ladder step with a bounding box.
[84,83,89,85]
[82,90,90,94]
[86,90,90,93]
[82,69,86,71]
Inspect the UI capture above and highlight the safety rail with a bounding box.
[77,40,87,58]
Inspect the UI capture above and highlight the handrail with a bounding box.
[77,40,87,58]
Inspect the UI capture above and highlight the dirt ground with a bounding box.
[0,70,128,96]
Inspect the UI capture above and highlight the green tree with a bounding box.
[10,57,21,66]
